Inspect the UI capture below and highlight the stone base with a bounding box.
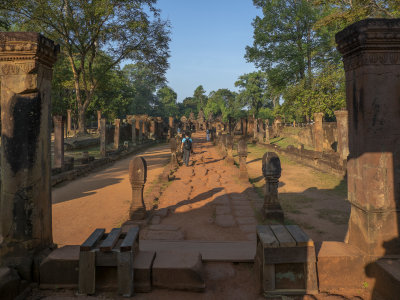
[152,250,205,292]
[263,209,284,224]
[134,251,156,292]
[0,267,29,300]
[366,258,400,300]
[317,241,367,291]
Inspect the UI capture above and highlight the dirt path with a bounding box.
[52,143,170,246]
[146,132,263,242]
[242,143,350,243]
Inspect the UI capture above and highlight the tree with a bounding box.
[2,0,170,133]
[193,85,208,112]
[235,71,271,117]
[205,89,239,122]
[156,86,178,118]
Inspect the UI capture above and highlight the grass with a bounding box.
[317,208,348,225]
[309,170,347,198]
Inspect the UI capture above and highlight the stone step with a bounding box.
[140,240,256,262]
[368,258,400,300]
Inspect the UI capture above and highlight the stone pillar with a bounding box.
[67,109,72,136]
[334,110,349,162]
[100,118,106,157]
[131,117,136,146]
[336,19,400,256]
[150,120,156,140]
[129,156,147,220]
[143,120,149,139]
[169,138,178,168]
[114,119,120,150]
[265,119,270,143]
[313,112,324,152]
[225,134,234,164]
[139,120,143,144]
[53,115,64,169]
[238,139,248,179]
[0,32,59,260]
[262,152,284,223]
[97,110,101,131]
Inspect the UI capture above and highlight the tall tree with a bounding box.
[2,0,170,133]
[156,86,178,118]
[193,85,208,113]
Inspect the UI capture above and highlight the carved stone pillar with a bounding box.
[334,110,349,162]
[225,134,234,164]
[114,119,120,150]
[131,117,136,146]
[139,120,143,144]
[262,152,284,223]
[129,156,147,220]
[67,109,72,136]
[150,119,156,140]
[97,110,101,132]
[0,32,59,261]
[238,139,248,179]
[265,119,270,143]
[336,19,400,256]
[53,115,64,169]
[100,118,106,157]
[313,112,324,152]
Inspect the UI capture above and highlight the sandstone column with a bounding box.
[100,118,106,157]
[0,32,59,260]
[114,119,120,150]
[131,117,136,146]
[262,152,284,223]
[97,110,101,132]
[334,110,349,162]
[67,109,72,136]
[336,19,400,256]
[238,139,248,179]
[139,120,143,144]
[129,156,147,220]
[53,115,64,169]
[265,119,270,143]
[150,119,156,140]
[313,112,324,152]
[225,134,234,164]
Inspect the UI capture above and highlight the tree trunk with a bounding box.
[77,105,87,134]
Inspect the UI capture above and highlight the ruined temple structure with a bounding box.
[196,109,206,131]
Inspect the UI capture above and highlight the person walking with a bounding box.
[206,128,210,141]
[181,132,193,166]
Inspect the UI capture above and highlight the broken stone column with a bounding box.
[238,139,248,179]
[262,152,284,223]
[114,119,120,150]
[336,19,400,256]
[225,134,234,164]
[169,138,178,168]
[150,119,156,140]
[97,111,101,132]
[67,109,72,136]
[53,115,64,169]
[100,118,106,157]
[129,156,147,220]
[0,32,59,261]
[131,117,136,146]
[313,112,324,152]
[334,110,349,162]
[265,119,270,143]
[139,120,143,144]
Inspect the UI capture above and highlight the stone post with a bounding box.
[169,138,178,168]
[129,156,147,220]
[221,134,227,156]
[265,119,270,143]
[143,120,149,139]
[100,118,106,157]
[53,115,64,169]
[131,117,136,146]
[238,139,248,179]
[150,119,156,140]
[114,119,120,150]
[67,109,72,136]
[0,32,59,261]
[313,112,324,152]
[334,110,349,162]
[97,110,101,132]
[139,119,143,144]
[225,134,234,164]
[262,152,284,223]
[336,19,400,256]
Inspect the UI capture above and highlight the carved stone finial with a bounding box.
[129,156,147,220]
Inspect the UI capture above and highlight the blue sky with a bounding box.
[157,0,260,102]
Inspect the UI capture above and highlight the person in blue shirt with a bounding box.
[206,129,210,141]
[181,132,193,166]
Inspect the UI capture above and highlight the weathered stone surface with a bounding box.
[134,251,155,293]
[236,217,257,225]
[367,258,400,300]
[0,32,59,261]
[0,267,23,300]
[100,118,106,157]
[148,224,180,231]
[114,119,120,150]
[233,208,255,217]
[152,251,205,292]
[317,241,366,291]
[140,229,185,240]
[336,19,400,256]
[53,115,64,168]
[129,156,147,220]
[334,110,349,162]
[215,215,236,227]
[215,205,231,215]
[39,245,79,288]
[150,215,161,225]
[313,112,324,152]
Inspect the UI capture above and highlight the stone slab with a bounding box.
[233,208,255,217]
[40,245,79,288]
[150,215,161,225]
[236,217,257,225]
[154,208,169,217]
[148,225,180,231]
[239,224,256,233]
[152,250,205,292]
[140,240,256,262]
[0,267,23,300]
[134,251,156,293]
[317,241,366,291]
[367,258,400,300]
[215,205,231,215]
[215,215,236,227]
[140,229,185,240]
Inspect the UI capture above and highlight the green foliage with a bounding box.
[204,89,239,122]
[157,86,178,118]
